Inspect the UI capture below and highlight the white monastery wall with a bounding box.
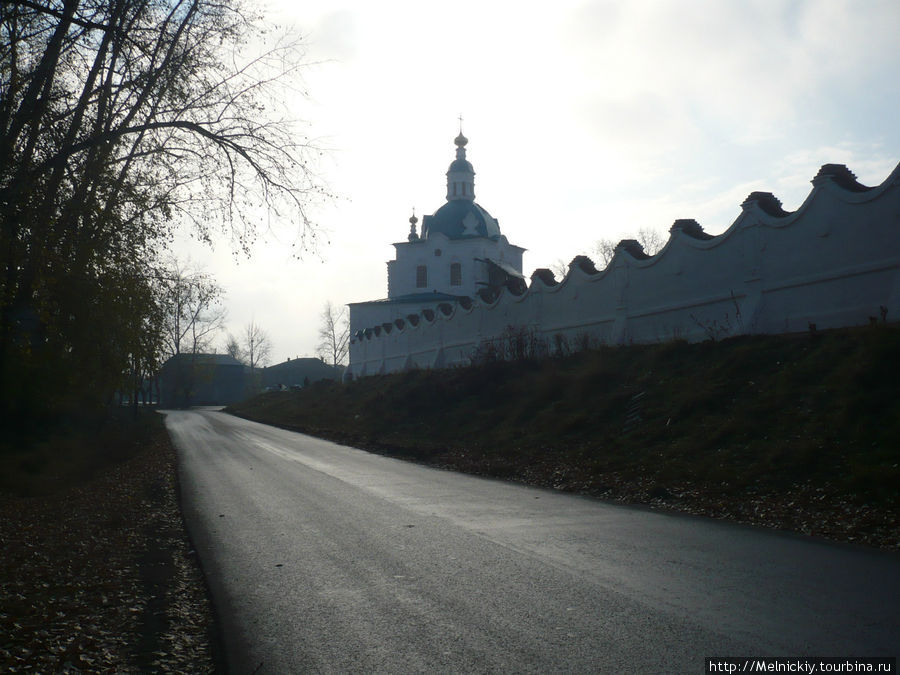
[348,163,900,379]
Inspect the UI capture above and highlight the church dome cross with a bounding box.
[446,125,475,202]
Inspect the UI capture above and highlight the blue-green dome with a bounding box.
[421,200,501,240]
[448,158,474,173]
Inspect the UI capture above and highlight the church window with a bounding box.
[416,265,427,288]
[450,262,461,286]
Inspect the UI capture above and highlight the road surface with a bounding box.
[164,409,899,673]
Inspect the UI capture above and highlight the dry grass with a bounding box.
[229,325,900,549]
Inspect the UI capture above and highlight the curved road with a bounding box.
[164,409,899,673]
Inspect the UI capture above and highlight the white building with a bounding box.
[349,132,525,338]
[348,133,900,380]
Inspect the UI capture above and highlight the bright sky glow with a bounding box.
[174,0,900,363]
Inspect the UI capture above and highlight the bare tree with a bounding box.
[637,227,666,256]
[549,259,569,280]
[592,227,667,269]
[243,320,272,370]
[159,261,226,358]
[155,261,225,407]
[317,301,350,366]
[592,238,618,268]
[224,333,244,362]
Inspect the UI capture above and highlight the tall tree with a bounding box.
[317,301,349,367]
[160,260,226,358]
[242,320,271,370]
[0,0,323,423]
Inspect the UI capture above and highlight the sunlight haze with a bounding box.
[173,0,900,363]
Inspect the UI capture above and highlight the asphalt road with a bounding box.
[165,409,899,673]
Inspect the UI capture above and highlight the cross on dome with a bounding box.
[447,126,474,202]
[455,114,467,148]
[420,126,503,241]
[407,208,419,241]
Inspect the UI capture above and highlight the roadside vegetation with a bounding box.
[0,2,322,670]
[228,324,900,550]
[0,409,218,672]
[1,0,322,431]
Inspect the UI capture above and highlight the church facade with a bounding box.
[347,132,900,380]
[348,132,526,351]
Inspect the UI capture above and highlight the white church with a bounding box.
[348,131,527,338]
[347,130,900,380]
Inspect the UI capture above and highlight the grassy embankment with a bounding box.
[228,324,900,549]
[0,408,218,672]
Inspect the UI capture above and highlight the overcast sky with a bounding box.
[173,0,900,364]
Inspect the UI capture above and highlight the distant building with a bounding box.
[260,357,343,390]
[159,353,246,407]
[158,354,344,407]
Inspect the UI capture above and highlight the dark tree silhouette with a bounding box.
[224,333,244,363]
[0,0,324,423]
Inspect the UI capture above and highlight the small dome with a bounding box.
[422,201,501,240]
[407,210,419,241]
[454,132,468,148]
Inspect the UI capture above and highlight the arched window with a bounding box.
[450,262,461,286]
[416,265,427,288]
